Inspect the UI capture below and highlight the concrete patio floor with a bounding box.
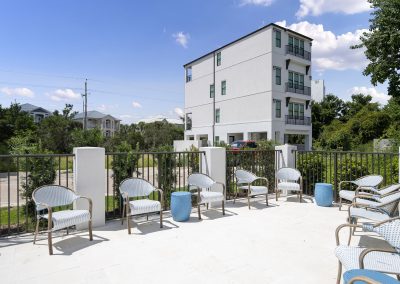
[0,196,387,284]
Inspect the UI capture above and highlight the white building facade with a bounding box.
[73,111,121,137]
[311,79,325,102]
[183,23,313,150]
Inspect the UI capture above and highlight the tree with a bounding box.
[142,121,183,150]
[342,94,375,121]
[71,128,104,148]
[352,0,400,97]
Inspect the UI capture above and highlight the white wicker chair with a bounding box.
[32,185,93,255]
[235,169,269,209]
[338,175,384,210]
[334,217,400,284]
[275,167,303,202]
[188,173,225,220]
[119,178,163,234]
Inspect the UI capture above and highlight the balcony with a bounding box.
[285,115,311,126]
[285,82,311,96]
[285,45,311,61]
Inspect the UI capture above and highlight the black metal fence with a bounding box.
[295,151,399,200]
[105,151,205,219]
[0,154,74,236]
[226,150,283,199]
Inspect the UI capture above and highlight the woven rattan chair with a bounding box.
[188,173,225,220]
[235,169,269,209]
[334,217,400,284]
[275,167,303,202]
[120,178,163,234]
[338,175,384,210]
[32,185,93,255]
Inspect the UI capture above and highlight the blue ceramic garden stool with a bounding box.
[171,191,192,222]
[343,269,400,284]
[314,183,333,207]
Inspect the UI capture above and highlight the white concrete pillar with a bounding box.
[200,147,226,206]
[275,144,297,169]
[73,147,106,228]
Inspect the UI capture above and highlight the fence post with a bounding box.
[200,147,226,207]
[73,147,106,228]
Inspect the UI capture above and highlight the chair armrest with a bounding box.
[154,188,164,209]
[352,194,376,205]
[77,196,93,217]
[348,276,380,284]
[339,180,356,191]
[215,182,226,199]
[335,223,363,245]
[251,177,269,188]
[372,216,400,227]
[359,247,398,269]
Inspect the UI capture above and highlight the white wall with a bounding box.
[174,140,202,152]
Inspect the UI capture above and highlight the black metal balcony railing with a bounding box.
[285,115,311,126]
[285,45,311,61]
[285,82,311,96]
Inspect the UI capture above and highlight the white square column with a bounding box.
[73,147,106,228]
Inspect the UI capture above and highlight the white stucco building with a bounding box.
[183,23,313,150]
[73,111,121,137]
[311,79,325,102]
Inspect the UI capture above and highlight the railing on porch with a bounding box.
[226,150,283,199]
[295,151,400,200]
[0,154,74,236]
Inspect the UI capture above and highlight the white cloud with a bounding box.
[296,0,371,18]
[49,88,80,101]
[0,87,34,98]
[132,101,142,108]
[349,86,390,105]
[174,107,184,118]
[276,20,368,72]
[173,32,190,48]
[240,0,274,6]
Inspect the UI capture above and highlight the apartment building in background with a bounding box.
[183,23,313,150]
[73,110,121,137]
[311,79,326,102]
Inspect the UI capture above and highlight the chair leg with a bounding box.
[197,204,202,220]
[299,191,302,203]
[121,200,125,225]
[266,194,268,206]
[33,219,39,244]
[275,189,278,201]
[88,220,93,241]
[336,261,342,284]
[48,231,53,255]
[160,211,163,228]
[339,197,342,211]
[222,201,225,215]
[127,214,131,235]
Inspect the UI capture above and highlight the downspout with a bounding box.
[212,52,216,146]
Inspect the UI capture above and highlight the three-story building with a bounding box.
[183,23,313,150]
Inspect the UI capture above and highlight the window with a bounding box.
[275,30,281,48]
[275,131,280,143]
[275,67,281,85]
[275,100,281,118]
[221,80,226,95]
[288,103,305,118]
[288,71,304,89]
[288,71,294,87]
[210,84,215,98]
[186,113,192,130]
[215,136,220,145]
[215,108,220,123]
[186,67,192,82]
[216,52,221,66]
[105,120,111,128]
[288,35,305,56]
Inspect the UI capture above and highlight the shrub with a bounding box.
[297,153,326,195]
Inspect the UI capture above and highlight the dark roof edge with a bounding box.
[183,23,313,68]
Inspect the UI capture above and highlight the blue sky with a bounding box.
[0,0,388,124]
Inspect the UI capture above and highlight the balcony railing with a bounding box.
[285,115,311,126]
[285,45,311,61]
[285,82,311,96]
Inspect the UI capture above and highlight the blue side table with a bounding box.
[314,183,333,207]
[171,192,192,222]
[344,269,400,284]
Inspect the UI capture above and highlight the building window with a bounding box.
[210,84,215,98]
[215,136,220,145]
[186,113,192,130]
[288,35,305,56]
[288,103,305,118]
[215,108,220,123]
[288,71,304,89]
[105,120,111,128]
[186,67,192,82]
[275,100,281,118]
[275,131,280,143]
[216,52,221,66]
[221,80,226,96]
[275,30,281,48]
[275,67,281,85]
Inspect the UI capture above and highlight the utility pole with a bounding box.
[82,79,88,131]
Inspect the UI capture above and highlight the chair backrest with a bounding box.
[354,175,383,187]
[235,169,257,184]
[276,167,301,182]
[373,219,400,252]
[379,192,400,216]
[188,173,215,189]
[33,185,79,211]
[119,178,155,198]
